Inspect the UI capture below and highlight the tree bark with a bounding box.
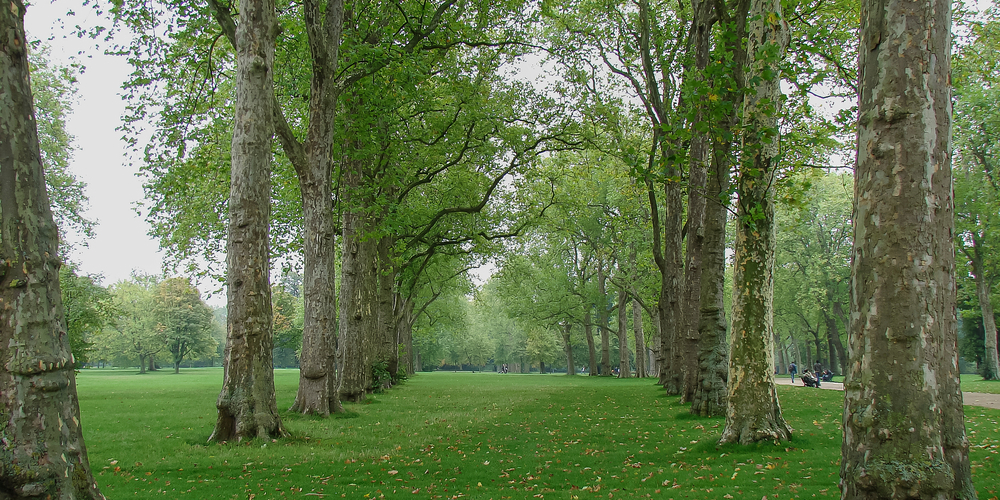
[0,3,104,496]
[719,0,791,445]
[617,287,631,378]
[597,258,612,376]
[584,310,598,375]
[210,0,285,442]
[841,0,975,496]
[562,323,576,375]
[679,0,717,403]
[632,299,647,378]
[336,149,377,402]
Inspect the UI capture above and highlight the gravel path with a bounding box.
[774,375,1000,410]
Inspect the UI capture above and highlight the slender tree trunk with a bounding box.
[842,0,975,496]
[0,4,104,495]
[597,259,612,376]
[970,243,1000,380]
[138,354,147,374]
[210,0,284,442]
[829,302,849,376]
[719,0,791,445]
[562,323,576,375]
[376,235,398,384]
[617,288,631,378]
[585,310,598,375]
[400,297,415,376]
[632,299,647,378]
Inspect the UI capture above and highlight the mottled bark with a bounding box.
[841,0,975,497]
[337,149,377,402]
[632,299,648,378]
[0,3,104,496]
[719,0,790,445]
[399,296,415,376]
[617,288,631,378]
[562,323,576,375]
[210,0,285,442]
[584,310,598,375]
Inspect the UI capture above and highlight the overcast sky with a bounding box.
[23,1,230,303]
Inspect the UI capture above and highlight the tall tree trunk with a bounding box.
[617,288,631,378]
[0,4,104,495]
[679,0,718,403]
[969,241,1000,380]
[829,301,849,376]
[597,258,612,376]
[210,0,284,442]
[399,296,415,376]
[138,354,147,374]
[632,299,647,378]
[562,323,576,375]
[375,234,397,385]
[719,0,790,445]
[337,150,377,402]
[585,310,598,375]
[842,0,975,496]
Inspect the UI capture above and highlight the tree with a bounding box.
[60,263,113,367]
[840,0,976,496]
[0,1,104,496]
[155,277,217,373]
[719,0,792,445]
[101,276,164,372]
[209,0,285,442]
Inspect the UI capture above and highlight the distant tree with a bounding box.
[0,1,104,496]
[155,277,217,373]
[272,286,303,368]
[104,275,164,373]
[59,263,113,367]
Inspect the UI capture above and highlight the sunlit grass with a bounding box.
[75,368,1000,499]
[962,373,1000,395]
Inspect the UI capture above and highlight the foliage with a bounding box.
[154,277,217,371]
[23,42,95,248]
[60,263,113,367]
[74,369,1000,499]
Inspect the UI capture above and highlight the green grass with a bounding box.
[962,373,1000,394]
[75,368,1000,499]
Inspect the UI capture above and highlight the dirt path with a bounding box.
[774,375,1000,410]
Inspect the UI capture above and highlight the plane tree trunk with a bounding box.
[0,3,104,496]
[841,0,975,496]
[719,0,791,445]
[209,0,285,442]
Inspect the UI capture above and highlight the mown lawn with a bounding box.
[76,368,1000,500]
[962,373,1000,395]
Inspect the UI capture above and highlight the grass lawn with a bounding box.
[76,368,1000,500]
[962,373,1000,395]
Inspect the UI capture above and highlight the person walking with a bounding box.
[788,362,798,383]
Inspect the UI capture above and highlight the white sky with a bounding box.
[23,1,229,304]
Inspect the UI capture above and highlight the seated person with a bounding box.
[800,370,820,388]
[821,369,833,382]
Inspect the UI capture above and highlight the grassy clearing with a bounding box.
[962,374,1000,395]
[77,368,1000,500]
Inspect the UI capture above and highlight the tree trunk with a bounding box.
[679,0,717,403]
[597,258,612,376]
[617,288,631,378]
[842,0,975,496]
[399,296,415,376]
[337,148,377,402]
[0,4,104,495]
[970,241,1000,380]
[689,104,734,418]
[210,0,284,442]
[585,310,598,375]
[719,0,791,445]
[829,301,849,376]
[375,234,398,385]
[562,323,576,375]
[139,354,147,374]
[632,299,647,378]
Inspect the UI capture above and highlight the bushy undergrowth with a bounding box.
[76,368,1000,500]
